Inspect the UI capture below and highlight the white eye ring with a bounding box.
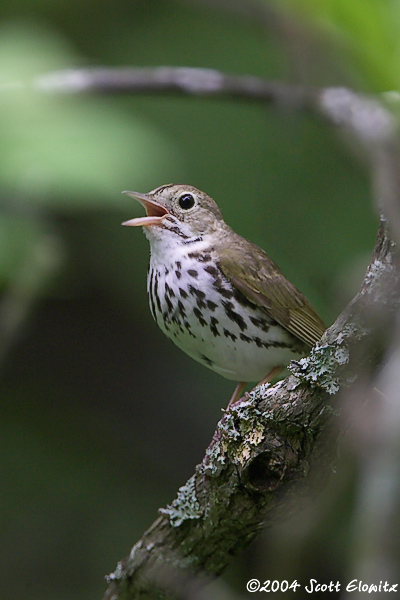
[178,193,195,210]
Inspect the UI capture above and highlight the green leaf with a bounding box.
[0,22,181,210]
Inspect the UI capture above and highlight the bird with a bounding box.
[122,184,326,407]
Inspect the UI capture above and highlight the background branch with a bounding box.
[35,66,314,103]
[34,69,398,157]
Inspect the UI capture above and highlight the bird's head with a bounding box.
[122,184,224,243]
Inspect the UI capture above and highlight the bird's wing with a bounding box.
[218,238,326,347]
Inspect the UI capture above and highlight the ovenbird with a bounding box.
[123,184,326,406]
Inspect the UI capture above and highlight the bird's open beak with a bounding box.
[121,191,169,227]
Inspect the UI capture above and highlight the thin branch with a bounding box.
[34,66,313,106]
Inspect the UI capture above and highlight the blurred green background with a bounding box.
[1,1,396,598]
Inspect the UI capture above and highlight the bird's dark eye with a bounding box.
[178,193,195,210]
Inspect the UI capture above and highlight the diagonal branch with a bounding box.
[35,66,314,104]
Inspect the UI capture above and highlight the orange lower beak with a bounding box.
[122,191,169,227]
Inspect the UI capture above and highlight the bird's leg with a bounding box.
[207,382,246,455]
[226,366,284,411]
[226,381,247,409]
[258,365,284,386]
